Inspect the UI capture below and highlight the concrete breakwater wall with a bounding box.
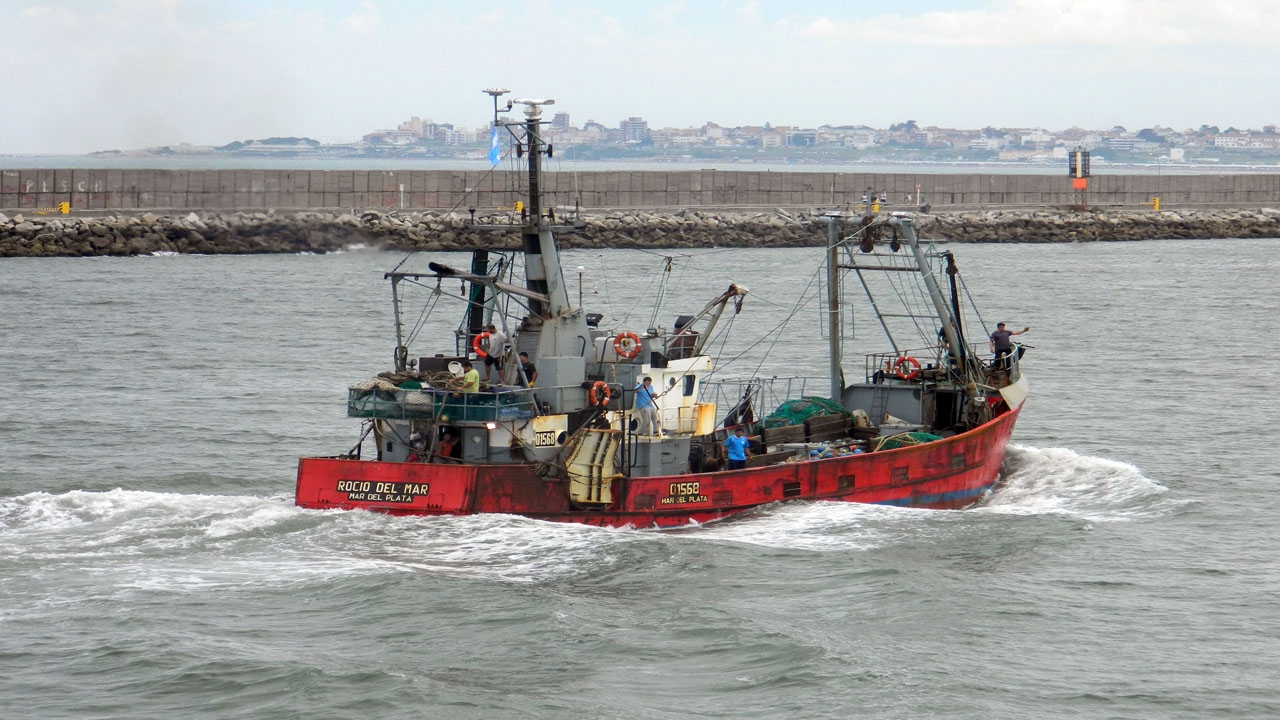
[4,168,1280,212]
[4,208,1279,258]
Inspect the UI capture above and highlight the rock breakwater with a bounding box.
[2,208,1279,258]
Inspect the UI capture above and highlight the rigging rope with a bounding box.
[387,132,522,276]
[703,224,953,383]
[646,256,675,331]
[405,284,444,348]
[958,272,992,343]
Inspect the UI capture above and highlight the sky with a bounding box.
[2,0,1279,154]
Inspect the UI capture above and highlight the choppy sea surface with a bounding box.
[2,238,1278,719]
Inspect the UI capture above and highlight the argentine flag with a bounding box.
[488,125,501,166]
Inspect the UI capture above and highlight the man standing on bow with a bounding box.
[990,322,1030,371]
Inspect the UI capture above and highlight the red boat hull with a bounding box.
[296,406,1020,528]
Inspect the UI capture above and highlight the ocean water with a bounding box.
[1,238,1278,718]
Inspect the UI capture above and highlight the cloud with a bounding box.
[339,1,381,37]
[117,0,181,10]
[1,0,1278,153]
[795,0,1280,47]
[650,1,687,25]
[734,1,762,26]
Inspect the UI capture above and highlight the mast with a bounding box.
[897,217,965,364]
[391,275,407,371]
[466,249,489,343]
[509,98,574,318]
[487,93,592,413]
[944,251,969,373]
[823,213,844,401]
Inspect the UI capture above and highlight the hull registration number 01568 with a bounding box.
[534,430,557,447]
[661,481,708,505]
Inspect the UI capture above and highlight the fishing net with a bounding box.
[763,396,850,428]
[874,432,944,452]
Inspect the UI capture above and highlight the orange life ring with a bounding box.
[472,331,491,358]
[589,381,611,406]
[613,332,641,359]
[894,355,921,380]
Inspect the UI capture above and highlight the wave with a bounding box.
[295,243,376,255]
[0,487,912,587]
[679,501,921,553]
[978,444,1174,520]
[0,446,1172,589]
[0,489,638,588]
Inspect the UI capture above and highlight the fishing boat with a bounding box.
[294,92,1029,528]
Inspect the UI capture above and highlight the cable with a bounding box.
[388,140,521,276]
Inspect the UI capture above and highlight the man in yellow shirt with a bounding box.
[457,360,480,393]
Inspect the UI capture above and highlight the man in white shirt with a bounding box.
[482,323,508,383]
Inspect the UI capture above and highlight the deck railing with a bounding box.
[347,385,538,422]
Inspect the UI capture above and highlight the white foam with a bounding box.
[316,511,640,583]
[114,556,402,593]
[0,489,307,555]
[0,453,1174,594]
[0,489,647,588]
[979,444,1173,520]
[686,501,913,552]
[203,503,302,538]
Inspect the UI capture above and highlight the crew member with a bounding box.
[455,360,480,393]
[989,322,1030,371]
[482,323,508,383]
[633,376,660,436]
[516,352,537,387]
[433,430,459,463]
[724,427,751,470]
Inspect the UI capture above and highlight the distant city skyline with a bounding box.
[358,110,1269,140]
[201,112,1274,167]
[3,1,1279,155]
[149,112,1276,150]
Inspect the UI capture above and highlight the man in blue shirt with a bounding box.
[633,376,660,436]
[724,427,750,470]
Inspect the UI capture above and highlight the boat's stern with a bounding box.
[295,457,475,515]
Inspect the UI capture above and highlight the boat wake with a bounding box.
[0,486,969,587]
[0,489,639,589]
[679,502,922,553]
[0,446,1172,592]
[980,444,1174,520]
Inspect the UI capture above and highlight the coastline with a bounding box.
[3,206,1278,258]
[3,154,1280,175]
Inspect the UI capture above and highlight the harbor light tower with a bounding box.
[1068,147,1090,210]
